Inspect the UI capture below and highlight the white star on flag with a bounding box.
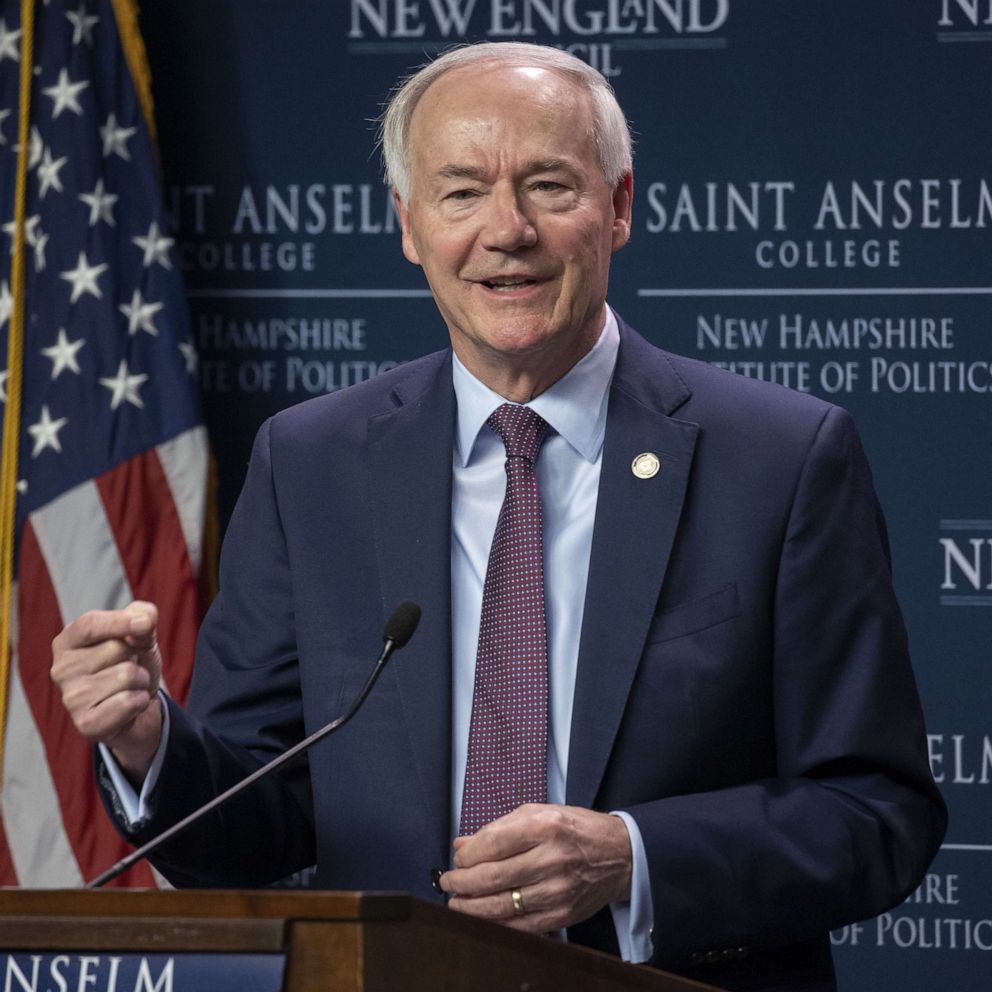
[27,404,69,457]
[0,368,8,403]
[0,108,10,145]
[41,328,85,379]
[0,280,11,327]
[132,220,174,269]
[26,126,43,167]
[34,229,49,271]
[3,213,41,254]
[99,112,135,160]
[119,288,162,336]
[24,214,41,246]
[13,126,43,167]
[42,68,90,119]
[37,147,68,197]
[0,19,21,63]
[79,177,118,226]
[65,5,99,46]
[178,341,198,375]
[60,250,108,302]
[99,359,147,410]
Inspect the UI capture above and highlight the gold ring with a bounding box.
[511,888,525,916]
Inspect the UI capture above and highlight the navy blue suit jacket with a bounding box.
[114,320,945,991]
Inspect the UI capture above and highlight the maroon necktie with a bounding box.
[459,404,551,837]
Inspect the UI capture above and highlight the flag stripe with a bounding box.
[2,635,81,888]
[1,577,76,888]
[31,480,133,618]
[31,468,175,695]
[0,805,19,886]
[156,426,208,578]
[18,523,156,887]
[96,450,198,704]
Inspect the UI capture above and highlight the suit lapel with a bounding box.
[367,352,455,864]
[566,326,699,809]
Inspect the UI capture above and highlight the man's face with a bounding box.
[395,63,632,395]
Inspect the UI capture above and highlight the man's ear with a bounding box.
[394,188,422,266]
[611,172,633,252]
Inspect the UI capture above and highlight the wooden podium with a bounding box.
[0,890,721,992]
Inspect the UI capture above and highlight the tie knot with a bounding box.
[488,403,549,464]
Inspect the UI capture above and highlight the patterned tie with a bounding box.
[460,403,551,837]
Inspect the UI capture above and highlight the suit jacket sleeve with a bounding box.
[623,404,945,968]
[97,415,317,887]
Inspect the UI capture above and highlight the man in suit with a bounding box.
[52,43,945,991]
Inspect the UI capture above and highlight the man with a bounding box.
[52,43,945,991]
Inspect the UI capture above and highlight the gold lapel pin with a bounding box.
[631,452,660,479]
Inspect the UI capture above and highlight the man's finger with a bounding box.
[452,803,557,868]
[123,601,159,649]
[68,683,157,743]
[448,880,573,934]
[59,659,154,716]
[55,602,158,652]
[448,878,549,920]
[442,842,547,898]
[444,806,634,936]
[51,638,135,682]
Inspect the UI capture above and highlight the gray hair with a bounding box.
[381,42,633,202]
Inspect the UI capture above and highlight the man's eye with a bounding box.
[533,181,564,192]
[446,189,477,201]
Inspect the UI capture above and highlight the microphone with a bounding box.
[86,600,422,889]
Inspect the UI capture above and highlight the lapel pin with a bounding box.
[631,452,660,479]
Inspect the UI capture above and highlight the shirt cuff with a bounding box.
[608,810,654,963]
[97,692,170,829]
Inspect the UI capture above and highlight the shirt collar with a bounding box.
[452,307,620,468]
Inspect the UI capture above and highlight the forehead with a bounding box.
[408,63,596,166]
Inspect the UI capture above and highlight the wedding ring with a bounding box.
[511,888,526,916]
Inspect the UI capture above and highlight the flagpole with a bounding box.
[0,0,36,785]
[109,0,157,143]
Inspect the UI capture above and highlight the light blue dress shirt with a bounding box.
[450,308,652,962]
[103,307,652,962]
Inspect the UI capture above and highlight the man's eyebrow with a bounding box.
[525,158,574,174]
[436,164,486,181]
[434,159,578,181]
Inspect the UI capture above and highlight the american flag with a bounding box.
[0,0,209,886]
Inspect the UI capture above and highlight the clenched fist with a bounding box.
[51,601,165,785]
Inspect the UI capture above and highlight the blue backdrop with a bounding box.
[137,2,992,987]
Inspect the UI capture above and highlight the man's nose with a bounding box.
[479,189,538,252]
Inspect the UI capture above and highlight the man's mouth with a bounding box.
[478,277,540,292]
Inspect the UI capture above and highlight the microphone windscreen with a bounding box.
[384,600,422,648]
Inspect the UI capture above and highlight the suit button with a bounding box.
[736,947,749,959]
[649,927,655,945]
[704,950,721,964]
[689,952,705,965]
[720,949,736,962]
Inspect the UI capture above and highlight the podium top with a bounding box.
[0,889,410,952]
[0,889,722,992]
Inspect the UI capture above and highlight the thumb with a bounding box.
[124,600,158,647]
[124,601,162,690]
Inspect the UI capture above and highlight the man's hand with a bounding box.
[440,804,633,934]
[50,601,164,785]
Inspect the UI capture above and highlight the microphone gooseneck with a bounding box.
[86,601,422,889]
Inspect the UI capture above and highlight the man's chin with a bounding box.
[468,321,563,360]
